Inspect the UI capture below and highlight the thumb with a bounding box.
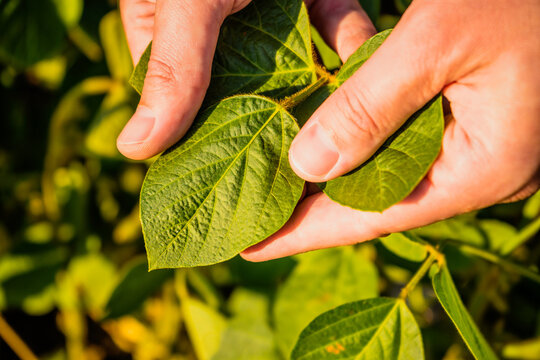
[117,0,244,160]
[289,4,452,182]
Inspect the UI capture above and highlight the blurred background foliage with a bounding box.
[0,0,538,359]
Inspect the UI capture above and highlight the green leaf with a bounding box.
[141,95,304,268]
[380,232,428,262]
[213,288,280,360]
[311,26,341,71]
[104,258,173,320]
[130,0,317,101]
[431,263,498,360]
[85,84,136,159]
[99,10,133,81]
[291,297,424,360]
[0,0,67,67]
[274,247,378,356]
[320,96,443,212]
[51,0,83,28]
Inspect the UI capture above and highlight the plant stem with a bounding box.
[507,215,540,254]
[399,250,439,299]
[279,75,329,110]
[458,243,540,283]
[0,314,38,360]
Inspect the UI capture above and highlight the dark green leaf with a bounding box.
[141,96,304,268]
[431,263,498,360]
[0,0,66,67]
[379,232,428,262]
[291,297,424,360]
[104,258,173,320]
[274,247,378,356]
[130,0,317,102]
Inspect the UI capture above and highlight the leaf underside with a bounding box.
[291,297,424,360]
[141,96,304,269]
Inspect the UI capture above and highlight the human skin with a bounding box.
[118,0,540,261]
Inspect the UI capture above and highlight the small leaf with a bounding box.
[291,297,424,360]
[99,10,133,81]
[431,263,498,360]
[85,84,136,159]
[104,258,173,320]
[294,30,444,212]
[274,247,378,356]
[141,96,304,268]
[51,0,83,28]
[379,232,428,262]
[130,0,317,102]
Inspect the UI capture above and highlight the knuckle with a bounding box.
[145,56,179,90]
[336,87,385,142]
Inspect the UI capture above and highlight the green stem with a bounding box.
[279,75,329,110]
[507,215,540,254]
[399,250,439,299]
[0,314,38,360]
[458,243,540,283]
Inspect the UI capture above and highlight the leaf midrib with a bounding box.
[151,106,282,268]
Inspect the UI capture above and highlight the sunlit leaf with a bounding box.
[130,0,317,103]
[379,232,428,262]
[51,0,83,28]
[431,263,498,360]
[141,96,304,268]
[291,297,424,360]
[99,10,133,81]
[274,247,378,356]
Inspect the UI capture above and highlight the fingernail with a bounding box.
[289,122,339,179]
[117,106,155,145]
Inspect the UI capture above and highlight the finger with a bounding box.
[119,0,156,64]
[305,0,376,61]
[117,0,242,160]
[242,117,516,261]
[288,1,459,182]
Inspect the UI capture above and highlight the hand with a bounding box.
[117,0,374,160]
[242,0,540,261]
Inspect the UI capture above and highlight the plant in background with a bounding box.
[0,0,538,359]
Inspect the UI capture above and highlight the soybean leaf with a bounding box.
[379,232,428,262]
[104,258,173,320]
[320,95,443,212]
[294,30,445,212]
[311,26,341,71]
[130,0,317,103]
[291,297,424,360]
[0,0,66,67]
[141,96,304,269]
[431,263,498,360]
[274,247,378,356]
